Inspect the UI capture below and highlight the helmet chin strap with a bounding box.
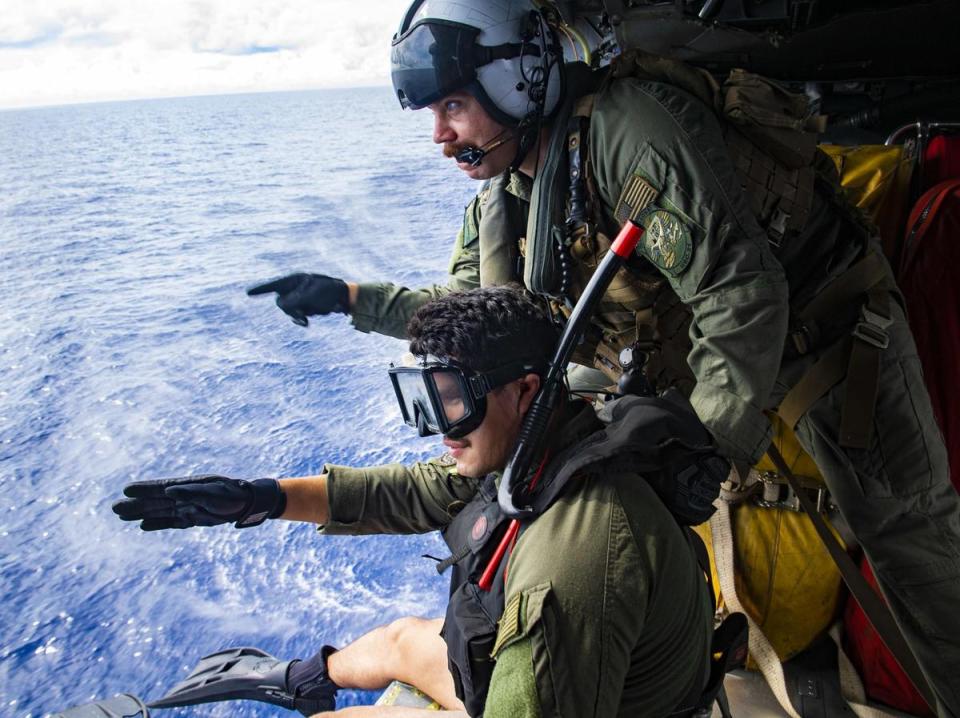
[509,119,540,173]
[454,129,512,167]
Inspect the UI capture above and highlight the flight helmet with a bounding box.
[390,0,563,128]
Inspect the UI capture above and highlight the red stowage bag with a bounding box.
[844,560,934,716]
[920,135,960,192]
[899,178,960,493]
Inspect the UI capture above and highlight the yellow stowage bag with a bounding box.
[693,414,844,667]
[820,143,914,263]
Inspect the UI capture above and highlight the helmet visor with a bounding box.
[391,20,481,110]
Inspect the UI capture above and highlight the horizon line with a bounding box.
[0,81,394,113]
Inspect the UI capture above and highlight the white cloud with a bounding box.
[0,0,412,109]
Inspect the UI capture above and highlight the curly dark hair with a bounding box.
[407,286,559,372]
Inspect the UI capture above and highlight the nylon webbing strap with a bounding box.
[435,545,471,574]
[778,336,851,429]
[829,625,904,718]
[764,444,936,713]
[839,288,891,449]
[779,253,893,435]
[709,500,802,718]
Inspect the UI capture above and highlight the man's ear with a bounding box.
[515,373,542,415]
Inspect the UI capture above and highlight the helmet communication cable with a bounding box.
[510,8,563,174]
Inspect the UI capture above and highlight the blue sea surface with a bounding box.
[0,88,476,716]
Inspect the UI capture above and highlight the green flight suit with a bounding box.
[320,404,713,717]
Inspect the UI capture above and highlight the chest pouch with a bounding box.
[438,481,514,717]
[442,578,503,717]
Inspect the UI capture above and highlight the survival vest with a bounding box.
[435,392,738,717]
[528,51,886,418]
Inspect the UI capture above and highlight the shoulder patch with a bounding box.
[639,208,693,276]
[615,173,660,225]
[491,592,523,658]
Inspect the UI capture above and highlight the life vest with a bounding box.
[436,393,739,717]
[438,474,512,717]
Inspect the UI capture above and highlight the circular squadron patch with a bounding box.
[640,209,693,276]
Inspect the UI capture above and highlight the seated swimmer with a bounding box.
[113,286,723,717]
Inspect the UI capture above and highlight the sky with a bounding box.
[0,0,413,109]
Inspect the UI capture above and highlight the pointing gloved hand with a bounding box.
[112,475,286,531]
[247,273,350,327]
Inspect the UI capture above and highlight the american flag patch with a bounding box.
[615,174,659,225]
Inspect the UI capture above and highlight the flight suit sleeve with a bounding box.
[590,79,788,464]
[348,189,485,339]
[319,457,481,535]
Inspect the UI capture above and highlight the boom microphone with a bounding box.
[455,130,511,167]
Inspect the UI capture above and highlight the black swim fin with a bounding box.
[147,646,338,716]
[51,694,149,718]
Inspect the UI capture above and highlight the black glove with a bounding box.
[247,273,349,327]
[112,475,286,531]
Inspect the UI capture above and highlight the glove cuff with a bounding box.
[331,277,350,315]
[235,479,286,528]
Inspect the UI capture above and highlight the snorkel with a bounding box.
[497,218,646,517]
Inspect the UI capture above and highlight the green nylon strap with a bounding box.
[764,444,936,713]
[779,251,892,434]
[778,336,851,429]
[839,288,891,449]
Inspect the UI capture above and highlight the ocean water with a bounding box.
[0,88,476,716]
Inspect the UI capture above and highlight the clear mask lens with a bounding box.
[393,369,443,432]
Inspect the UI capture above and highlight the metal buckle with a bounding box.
[852,305,892,350]
[752,471,832,513]
[767,207,789,248]
[790,325,814,356]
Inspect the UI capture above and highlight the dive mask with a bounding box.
[388,357,541,439]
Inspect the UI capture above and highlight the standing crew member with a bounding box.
[247,1,960,714]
